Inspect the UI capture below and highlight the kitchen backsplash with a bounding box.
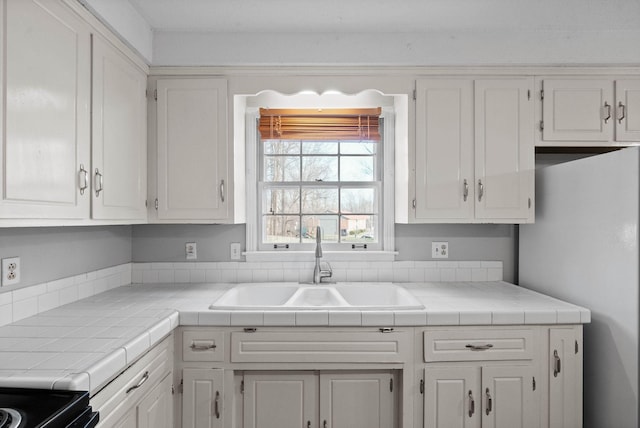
[0,260,502,327]
[131,260,503,285]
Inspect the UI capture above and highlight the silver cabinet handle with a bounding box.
[618,101,626,124]
[94,169,103,197]
[190,341,217,351]
[463,179,469,202]
[468,390,475,417]
[219,179,225,202]
[603,102,612,123]
[125,371,149,394]
[553,349,562,377]
[478,179,484,202]
[78,164,88,195]
[466,344,494,351]
[485,388,492,415]
[214,391,220,419]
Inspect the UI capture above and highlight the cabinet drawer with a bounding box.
[92,336,173,426]
[424,329,533,362]
[231,331,410,363]
[183,330,225,362]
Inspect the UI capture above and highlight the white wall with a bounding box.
[79,0,153,63]
[152,30,640,66]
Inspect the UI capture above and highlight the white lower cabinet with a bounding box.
[182,368,225,428]
[424,364,536,428]
[114,373,173,428]
[242,371,395,428]
[548,328,582,428]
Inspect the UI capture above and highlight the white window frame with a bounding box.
[245,108,396,262]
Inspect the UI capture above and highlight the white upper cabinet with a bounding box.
[414,78,534,224]
[538,77,640,146]
[0,0,91,219]
[475,79,534,221]
[154,78,231,222]
[91,34,147,221]
[414,79,474,221]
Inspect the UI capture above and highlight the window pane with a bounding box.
[341,141,376,155]
[301,187,338,214]
[264,140,300,155]
[263,215,300,243]
[302,156,338,181]
[341,188,376,213]
[263,188,299,214]
[341,215,377,242]
[340,156,374,181]
[264,156,300,181]
[302,141,338,154]
[301,216,339,243]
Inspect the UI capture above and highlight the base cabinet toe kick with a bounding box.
[173,324,582,428]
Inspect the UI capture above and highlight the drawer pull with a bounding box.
[214,391,221,419]
[465,343,494,351]
[190,341,217,351]
[485,388,492,415]
[553,349,561,377]
[126,371,149,394]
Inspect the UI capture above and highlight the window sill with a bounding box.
[244,251,398,263]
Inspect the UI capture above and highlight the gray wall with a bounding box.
[0,226,132,288]
[132,223,516,282]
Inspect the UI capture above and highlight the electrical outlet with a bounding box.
[185,242,197,260]
[431,242,449,259]
[230,243,241,260]
[2,257,20,286]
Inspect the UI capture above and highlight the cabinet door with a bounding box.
[156,78,229,221]
[475,79,534,222]
[112,409,137,428]
[137,373,173,428]
[243,371,318,428]
[183,368,224,428]
[92,34,147,220]
[481,365,537,428]
[541,79,614,142]
[0,0,91,219]
[615,80,640,142]
[414,79,474,221]
[424,367,481,428]
[549,329,581,428]
[320,371,395,428]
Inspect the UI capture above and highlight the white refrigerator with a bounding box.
[519,147,639,428]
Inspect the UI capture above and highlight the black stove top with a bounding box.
[0,388,97,428]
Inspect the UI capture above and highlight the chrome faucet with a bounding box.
[313,226,333,284]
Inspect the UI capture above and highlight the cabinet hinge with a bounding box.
[532,376,536,391]
[241,380,244,394]
[540,89,544,100]
[412,199,416,209]
[539,120,544,132]
[145,89,149,98]
[528,198,531,209]
[390,378,393,393]
[527,89,531,100]
[575,340,579,354]
[171,385,175,395]
[154,198,158,210]
[419,379,424,394]
[154,89,158,101]
[179,379,184,394]
[412,88,417,101]
[145,200,148,208]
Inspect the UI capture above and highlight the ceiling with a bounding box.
[127,0,640,33]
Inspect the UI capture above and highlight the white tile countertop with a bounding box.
[0,281,589,395]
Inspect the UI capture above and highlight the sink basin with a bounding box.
[209,282,424,311]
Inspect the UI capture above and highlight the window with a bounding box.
[257,108,384,251]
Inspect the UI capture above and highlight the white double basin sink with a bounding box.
[210,282,424,311]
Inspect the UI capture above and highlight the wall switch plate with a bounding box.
[185,242,197,260]
[2,257,20,286]
[230,243,241,260]
[431,242,449,259]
